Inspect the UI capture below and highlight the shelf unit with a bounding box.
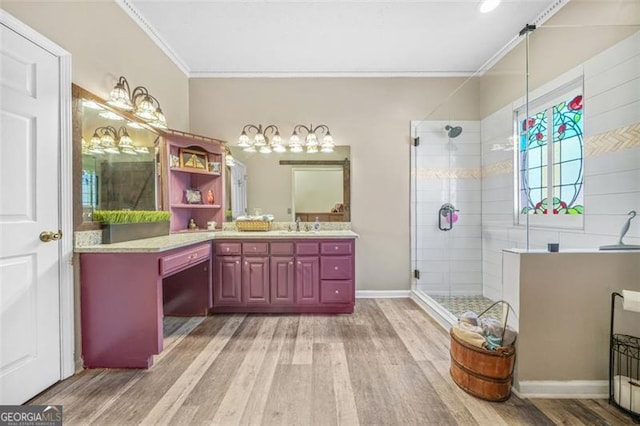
[164,131,225,232]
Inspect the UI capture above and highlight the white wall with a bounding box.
[481,31,640,301]
[412,120,482,296]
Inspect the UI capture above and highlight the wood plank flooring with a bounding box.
[29,299,639,425]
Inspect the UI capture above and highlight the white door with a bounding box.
[0,23,62,404]
[230,160,247,219]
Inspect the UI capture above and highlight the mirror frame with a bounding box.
[279,158,351,221]
[72,84,165,231]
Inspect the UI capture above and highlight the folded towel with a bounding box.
[451,325,486,348]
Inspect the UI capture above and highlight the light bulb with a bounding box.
[306,145,318,154]
[259,145,272,154]
[290,144,303,153]
[273,144,286,153]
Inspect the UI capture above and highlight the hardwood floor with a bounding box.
[29,299,638,425]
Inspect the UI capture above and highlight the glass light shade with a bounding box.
[118,134,133,148]
[320,145,334,153]
[238,132,251,147]
[88,140,105,155]
[100,133,115,145]
[305,133,318,146]
[306,145,318,153]
[81,137,90,154]
[322,133,334,146]
[107,88,134,111]
[135,95,157,120]
[254,133,266,147]
[290,144,303,153]
[289,133,300,146]
[225,154,235,166]
[243,145,256,153]
[134,146,150,154]
[150,108,168,129]
[259,145,272,154]
[273,144,287,153]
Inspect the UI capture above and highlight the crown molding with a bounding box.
[117,0,191,77]
[188,70,477,78]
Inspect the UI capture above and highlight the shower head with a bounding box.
[445,125,463,138]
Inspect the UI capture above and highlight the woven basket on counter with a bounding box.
[235,220,272,232]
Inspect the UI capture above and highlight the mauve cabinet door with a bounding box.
[295,256,320,304]
[243,256,270,304]
[214,256,242,306]
[270,256,294,304]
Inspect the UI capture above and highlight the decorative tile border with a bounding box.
[414,167,481,180]
[584,123,640,157]
[482,159,513,178]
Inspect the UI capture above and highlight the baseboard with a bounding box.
[356,290,411,299]
[516,380,608,399]
[410,290,457,331]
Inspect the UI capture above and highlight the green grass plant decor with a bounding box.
[94,210,171,224]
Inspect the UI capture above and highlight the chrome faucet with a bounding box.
[296,217,301,232]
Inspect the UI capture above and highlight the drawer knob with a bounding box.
[335,290,339,294]
[253,247,256,250]
[334,266,339,270]
[289,262,293,265]
[334,246,338,250]
[236,260,240,264]
[226,247,230,252]
[298,261,301,265]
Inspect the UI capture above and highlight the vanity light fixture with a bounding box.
[291,124,335,153]
[88,125,139,155]
[106,75,168,129]
[237,124,283,154]
[236,123,335,154]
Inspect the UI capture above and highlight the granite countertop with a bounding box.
[75,230,359,253]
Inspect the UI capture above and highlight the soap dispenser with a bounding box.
[313,217,320,232]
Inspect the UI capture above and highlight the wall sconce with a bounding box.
[88,125,137,155]
[237,124,284,154]
[106,76,168,129]
[290,124,334,153]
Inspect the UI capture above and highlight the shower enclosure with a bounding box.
[410,9,640,326]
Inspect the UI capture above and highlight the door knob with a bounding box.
[40,230,63,242]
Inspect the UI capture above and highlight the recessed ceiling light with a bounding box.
[480,0,501,13]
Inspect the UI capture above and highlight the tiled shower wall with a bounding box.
[481,31,640,301]
[412,120,482,296]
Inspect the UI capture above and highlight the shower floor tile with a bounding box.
[430,295,503,320]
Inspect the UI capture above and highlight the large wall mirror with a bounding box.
[73,85,163,230]
[227,146,350,222]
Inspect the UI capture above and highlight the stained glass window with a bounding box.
[518,93,584,216]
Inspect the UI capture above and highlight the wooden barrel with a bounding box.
[449,328,516,402]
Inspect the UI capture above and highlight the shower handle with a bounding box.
[438,203,458,231]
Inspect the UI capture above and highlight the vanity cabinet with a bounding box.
[212,238,355,313]
[164,130,225,232]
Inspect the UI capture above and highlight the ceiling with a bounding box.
[121,0,565,77]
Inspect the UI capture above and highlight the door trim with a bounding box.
[1,10,75,379]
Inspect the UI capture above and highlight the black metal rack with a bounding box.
[609,292,640,420]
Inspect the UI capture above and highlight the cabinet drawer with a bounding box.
[321,280,353,304]
[160,243,211,277]
[321,241,352,255]
[216,242,241,255]
[296,242,319,255]
[271,242,294,255]
[321,256,352,280]
[243,242,269,255]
